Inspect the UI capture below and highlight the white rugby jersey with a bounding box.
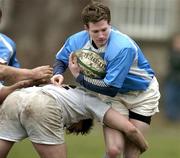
[20,85,109,127]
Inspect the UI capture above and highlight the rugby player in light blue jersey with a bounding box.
[0,33,20,68]
[51,2,160,158]
[0,7,53,104]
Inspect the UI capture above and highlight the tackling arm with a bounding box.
[0,64,53,84]
[103,108,148,153]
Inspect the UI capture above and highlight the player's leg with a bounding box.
[0,90,29,158]
[124,118,150,158]
[124,77,160,158]
[103,126,125,158]
[0,140,14,158]
[32,143,67,158]
[21,91,66,158]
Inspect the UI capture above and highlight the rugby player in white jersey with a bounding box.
[0,84,148,158]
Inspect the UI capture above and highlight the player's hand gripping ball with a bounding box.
[74,49,106,79]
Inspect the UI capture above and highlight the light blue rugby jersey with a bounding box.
[0,33,20,67]
[56,27,154,92]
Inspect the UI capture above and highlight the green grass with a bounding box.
[7,115,180,158]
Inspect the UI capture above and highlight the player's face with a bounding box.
[85,20,111,48]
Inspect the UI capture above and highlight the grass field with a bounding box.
[7,114,180,158]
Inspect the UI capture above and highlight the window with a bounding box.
[106,0,178,40]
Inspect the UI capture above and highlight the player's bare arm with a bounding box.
[29,65,53,80]
[0,65,53,84]
[103,108,148,153]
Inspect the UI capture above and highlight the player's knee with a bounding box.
[106,145,123,158]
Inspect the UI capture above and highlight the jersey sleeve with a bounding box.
[54,38,73,75]
[0,34,20,68]
[53,59,68,75]
[76,74,119,97]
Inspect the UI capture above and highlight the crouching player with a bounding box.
[0,84,148,158]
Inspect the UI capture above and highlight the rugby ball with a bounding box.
[74,49,106,79]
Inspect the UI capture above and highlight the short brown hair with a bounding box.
[81,2,111,27]
[66,119,93,135]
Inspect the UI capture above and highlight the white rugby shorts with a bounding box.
[0,90,64,144]
[99,77,160,117]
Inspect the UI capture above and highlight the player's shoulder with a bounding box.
[105,28,138,60]
[0,33,14,42]
[109,27,138,50]
[67,30,89,49]
[111,28,132,44]
[69,30,89,41]
[0,33,16,47]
